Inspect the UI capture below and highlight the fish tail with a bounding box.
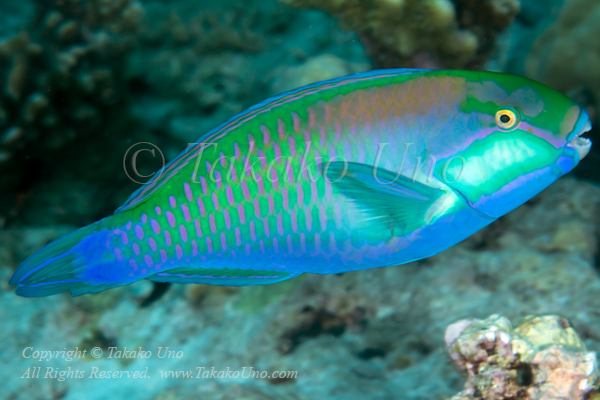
[9,220,124,297]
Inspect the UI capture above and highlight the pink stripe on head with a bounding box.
[183,182,193,202]
[169,196,177,208]
[164,230,171,246]
[149,237,157,252]
[151,219,161,235]
[220,152,227,168]
[224,209,231,229]
[206,237,213,254]
[263,218,270,238]
[155,206,162,215]
[260,239,266,254]
[176,244,183,259]
[141,215,147,224]
[135,225,144,240]
[261,125,271,146]
[129,259,138,271]
[235,227,241,246]
[192,240,198,256]
[181,204,191,222]
[179,225,188,243]
[250,221,256,241]
[245,243,251,255]
[226,186,235,206]
[160,249,168,263]
[133,243,140,256]
[305,209,312,231]
[271,238,277,253]
[209,214,217,235]
[126,222,132,230]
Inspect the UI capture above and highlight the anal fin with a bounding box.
[147,266,302,286]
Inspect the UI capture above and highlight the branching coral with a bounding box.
[446,314,600,400]
[278,0,520,68]
[0,0,144,195]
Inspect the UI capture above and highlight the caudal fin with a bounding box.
[9,224,121,297]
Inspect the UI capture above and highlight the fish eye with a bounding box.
[495,107,521,131]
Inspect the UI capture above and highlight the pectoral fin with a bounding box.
[324,162,447,235]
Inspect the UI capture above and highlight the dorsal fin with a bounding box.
[115,68,428,214]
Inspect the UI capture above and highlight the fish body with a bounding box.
[10,69,592,297]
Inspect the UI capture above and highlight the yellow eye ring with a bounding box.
[495,107,521,131]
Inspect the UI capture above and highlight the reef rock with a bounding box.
[279,0,520,68]
[446,314,600,400]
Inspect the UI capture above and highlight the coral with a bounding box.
[270,54,370,94]
[525,0,600,102]
[525,0,600,162]
[446,314,600,400]
[0,0,144,213]
[278,0,520,68]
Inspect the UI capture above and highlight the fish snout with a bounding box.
[565,113,592,161]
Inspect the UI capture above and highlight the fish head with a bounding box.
[439,71,592,219]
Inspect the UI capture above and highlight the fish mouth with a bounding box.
[566,119,592,161]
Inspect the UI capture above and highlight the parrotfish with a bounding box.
[10,69,592,297]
